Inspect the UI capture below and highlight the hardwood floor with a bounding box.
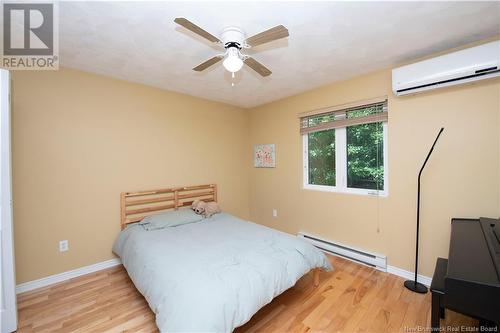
[17,255,477,332]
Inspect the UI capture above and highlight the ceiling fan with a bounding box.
[174,18,289,77]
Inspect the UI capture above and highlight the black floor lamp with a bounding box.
[404,127,445,294]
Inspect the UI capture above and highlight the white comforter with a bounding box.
[113,213,332,332]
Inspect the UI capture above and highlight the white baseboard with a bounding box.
[16,258,122,294]
[15,256,431,295]
[321,251,433,286]
[387,265,432,287]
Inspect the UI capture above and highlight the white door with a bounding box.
[0,69,16,332]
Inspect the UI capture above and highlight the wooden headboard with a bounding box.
[120,184,217,230]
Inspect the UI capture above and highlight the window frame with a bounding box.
[303,122,388,197]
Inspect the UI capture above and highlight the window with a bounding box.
[301,99,388,196]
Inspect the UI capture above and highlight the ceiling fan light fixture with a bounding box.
[223,47,243,73]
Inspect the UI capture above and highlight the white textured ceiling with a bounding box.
[59,1,500,108]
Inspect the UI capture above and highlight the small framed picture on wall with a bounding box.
[254,144,276,168]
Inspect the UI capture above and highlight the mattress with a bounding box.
[113,212,332,332]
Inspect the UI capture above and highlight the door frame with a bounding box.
[1,69,17,333]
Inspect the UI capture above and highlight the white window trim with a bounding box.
[302,122,388,197]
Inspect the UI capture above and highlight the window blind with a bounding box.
[300,99,388,135]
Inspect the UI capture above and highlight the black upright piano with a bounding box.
[431,217,500,329]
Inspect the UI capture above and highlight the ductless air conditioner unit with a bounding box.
[392,40,500,96]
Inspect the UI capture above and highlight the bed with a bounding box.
[113,184,332,332]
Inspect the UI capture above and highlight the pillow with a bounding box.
[139,208,203,231]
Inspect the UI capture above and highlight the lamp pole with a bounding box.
[404,127,444,294]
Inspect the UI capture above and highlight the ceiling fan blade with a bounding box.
[244,57,272,77]
[174,18,221,44]
[193,56,222,71]
[245,25,289,47]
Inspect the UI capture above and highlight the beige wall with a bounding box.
[12,43,500,284]
[248,70,500,276]
[12,68,249,283]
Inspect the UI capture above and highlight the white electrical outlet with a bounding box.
[59,240,68,252]
[272,209,278,218]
